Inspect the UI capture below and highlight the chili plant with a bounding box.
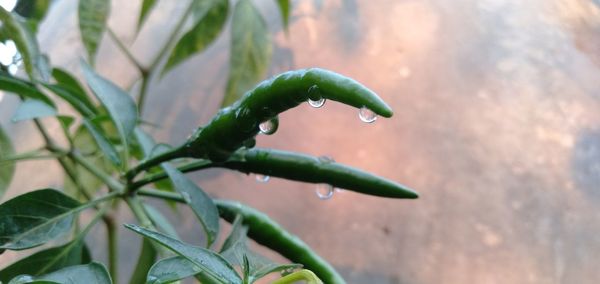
[0,1,418,283]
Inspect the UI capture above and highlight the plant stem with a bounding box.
[137,75,150,116]
[147,1,195,72]
[124,196,153,228]
[125,145,188,181]
[130,159,212,189]
[136,1,194,115]
[138,188,185,203]
[107,28,147,73]
[104,211,118,280]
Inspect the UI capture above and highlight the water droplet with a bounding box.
[358,107,377,123]
[147,276,160,284]
[181,192,192,203]
[255,174,270,183]
[259,116,279,135]
[307,85,326,108]
[335,188,345,193]
[308,97,326,108]
[316,184,334,200]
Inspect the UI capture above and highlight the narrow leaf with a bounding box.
[81,119,121,167]
[0,7,46,81]
[162,164,219,247]
[162,0,228,74]
[275,0,290,30]
[0,239,89,282]
[11,99,56,122]
[81,61,138,148]
[222,0,272,107]
[51,68,96,111]
[146,256,202,284]
[124,224,241,284]
[31,262,112,284]
[0,124,15,198]
[136,0,157,32]
[0,72,55,107]
[0,189,80,250]
[219,216,301,283]
[78,0,110,64]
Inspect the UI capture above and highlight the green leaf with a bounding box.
[0,189,80,250]
[124,224,242,284]
[51,68,97,112]
[162,0,228,75]
[136,0,157,32]
[0,7,47,81]
[162,164,219,247]
[275,0,290,30]
[0,72,55,107]
[81,119,121,167]
[219,215,247,253]
[81,61,138,151]
[11,99,56,122]
[0,239,89,282]
[15,262,113,284]
[220,216,301,283]
[43,84,96,118]
[128,239,156,284]
[146,256,202,284]
[222,0,272,107]
[78,0,110,64]
[0,124,15,199]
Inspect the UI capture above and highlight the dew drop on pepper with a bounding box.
[358,106,377,123]
[259,117,278,135]
[316,184,334,200]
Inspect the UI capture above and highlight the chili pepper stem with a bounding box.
[125,145,188,182]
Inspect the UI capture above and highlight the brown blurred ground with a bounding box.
[3,0,600,283]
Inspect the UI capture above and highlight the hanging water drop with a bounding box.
[181,192,192,203]
[316,184,334,200]
[259,116,279,135]
[358,106,377,123]
[308,97,326,108]
[255,174,270,183]
[307,85,326,108]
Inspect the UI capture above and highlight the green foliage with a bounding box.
[223,0,272,107]
[0,1,418,283]
[78,0,109,65]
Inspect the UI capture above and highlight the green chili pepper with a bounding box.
[225,148,417,199]
[215,199,346,284]
[184,68,393,161]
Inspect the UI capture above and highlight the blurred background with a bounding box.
[2,0,600,283]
